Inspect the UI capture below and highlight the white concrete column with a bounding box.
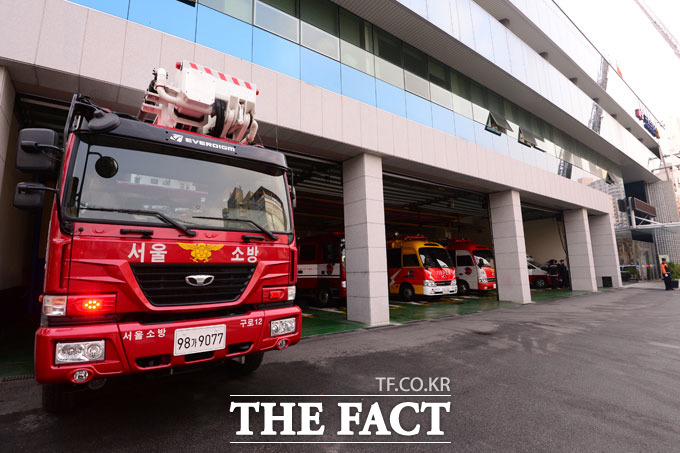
[564,208,597,291]
[343,153,389,326]
[589,213,623,288]
[489,190,531,303]
[0,66,14,187]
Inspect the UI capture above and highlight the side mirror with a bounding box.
[478,259,484,268]
[13,182,57,210]
[15,128,60,173]
[290,186,297,209]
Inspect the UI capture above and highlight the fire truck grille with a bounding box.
[487,278,497,283]
[131,264,256,306]
[435,280,453,286]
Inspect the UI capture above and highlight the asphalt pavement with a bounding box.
[2,286,680,452]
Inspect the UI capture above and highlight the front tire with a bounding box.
[42,383,76,413]
[314,285,333,308]
[227,352,265,378]
[533,277,548,289]
[458,280,470,295]
[399,283,415,301]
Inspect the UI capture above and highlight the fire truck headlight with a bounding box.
[55,340,105,364]
[42,295,67,316]
[287,285,296,301]
[423,280,436,287]
[270,318,296,337]
[479,277,488,283]
[341,281,346,288]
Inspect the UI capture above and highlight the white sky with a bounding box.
[554,0,680,127]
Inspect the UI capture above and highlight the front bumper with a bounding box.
[477,282,497,290]
[422,284,457,296]
[34,305,301,384]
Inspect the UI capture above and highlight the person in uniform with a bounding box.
[548,260,560,289]
[661,258,673,290]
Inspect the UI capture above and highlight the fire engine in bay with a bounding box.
[446,240,497,294]
[13,61,301,412]
[296,233,346,307]
[386,237,457,300]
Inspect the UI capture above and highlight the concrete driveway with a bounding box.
[1,286,679,452]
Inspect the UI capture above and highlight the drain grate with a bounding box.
[1,374,34,382]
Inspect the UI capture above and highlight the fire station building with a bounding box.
[0,0,667,325]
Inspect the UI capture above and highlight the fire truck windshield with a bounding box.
[473,250,495,268]
[419,247,453,269]
[64,136,292,233]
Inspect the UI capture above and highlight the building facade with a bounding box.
[0,0,666,325]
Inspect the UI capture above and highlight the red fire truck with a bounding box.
[296,233,346,307]
[387,237,456,300]
[13,61,300,412]
[446,240,496,294]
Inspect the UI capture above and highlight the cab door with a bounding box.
[455,250,477,288]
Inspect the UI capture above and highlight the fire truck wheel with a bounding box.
[458,281,470,295]
[42,383,77,413]
[227,352,265,378]
[533,277,548,289]
[315,285,333,308]
[399,283,415,301]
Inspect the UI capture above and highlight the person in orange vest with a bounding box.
[661,258,673,290]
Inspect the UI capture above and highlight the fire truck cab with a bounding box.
[387,237,456,301]
[446,240,497,294]
[13,60,300,412]
[296,233,346,307]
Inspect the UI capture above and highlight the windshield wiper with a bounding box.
[191,216,278,241]
[80,205,196,237]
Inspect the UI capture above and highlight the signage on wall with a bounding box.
[634,109,660,139]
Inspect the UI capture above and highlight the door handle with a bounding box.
[297,270,303,274]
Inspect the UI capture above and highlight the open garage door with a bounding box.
[381,172,496,302]
[522,203,570,291]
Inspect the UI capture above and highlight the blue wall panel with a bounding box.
[71,0,129,18]
[128,0,197,42]
[454,113,476,143]
[473,121,493,150]
[405,92,432,127]
[300,48,341,94]
[196,6,252,61]
[341,65,376,106]
[375,79,406,117]
[431,103,455,136]
[253,28,300,79]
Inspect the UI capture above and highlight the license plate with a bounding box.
[173,324,226,356]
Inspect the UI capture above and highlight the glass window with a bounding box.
[456,253,474,267]
[387,249,401,269]
[300,0,338,36]
[255,0,299,42]
[402,43,427,79]
[375,57,404,89]
[470,82,487,108]
[339,8,372,51]
[487,91,503,116]
[300,21,339,59]
[403,254,420,267]
[199,0,253,23]
[373,27,402,67]
[66,135,292,234]
[340,40,374,75]
[404,71,430,99]
[260,0,296,16]
[428,57,448,89]
[419,247,453,269]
